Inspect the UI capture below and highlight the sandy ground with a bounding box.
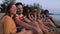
[0,13,60,34]
[0,13,4,19]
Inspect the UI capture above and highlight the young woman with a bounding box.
[31,7,40,20]
[1,3,17,34]
[24,6,44,34]
[44,9,56,27]
[0,3,33,34]
[15,3,43,34]
[41,9,57,34]
[35,9,51,34]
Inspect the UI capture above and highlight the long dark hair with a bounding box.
[1,3,16,20]
[4,3,15,17]
[23,6,32,19]
[44,9,49,15]
[6,3,16,21]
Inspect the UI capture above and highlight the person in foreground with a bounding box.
[0,3,33,34]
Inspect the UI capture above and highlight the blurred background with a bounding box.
[0,0,60,19]
[0,0,60,33]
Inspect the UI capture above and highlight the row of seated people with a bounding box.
[0,2,58,34]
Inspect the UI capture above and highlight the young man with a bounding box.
[15,2,43,34]
[32,7,40,20]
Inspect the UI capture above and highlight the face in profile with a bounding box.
[46,11,49,15]
[17,5,23,14]
[10,4,16,15]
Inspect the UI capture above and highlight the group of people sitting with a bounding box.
[0,2,58,34]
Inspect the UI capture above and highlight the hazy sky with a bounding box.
[0,0,60,14]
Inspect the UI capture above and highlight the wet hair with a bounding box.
[15,2,23,7]
[44,9,49,14]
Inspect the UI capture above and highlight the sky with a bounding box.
[0,0,60,14]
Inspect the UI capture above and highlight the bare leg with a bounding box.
[42,28,50,34]
[36,27,43,34]
[26,30,33,34]
[37,20,51,34]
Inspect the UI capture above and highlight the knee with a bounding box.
[37,29,43,34]
[26,30,33,34]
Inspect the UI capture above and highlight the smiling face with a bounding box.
[17,5,23,14]
[33,9,38,13]
[10,5,16,15]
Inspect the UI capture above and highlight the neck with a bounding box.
[11,14,14,18]
[18,13,22,15]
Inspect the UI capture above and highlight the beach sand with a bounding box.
[0,13,4,19]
